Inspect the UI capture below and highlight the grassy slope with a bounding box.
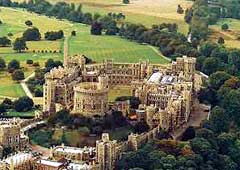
[48,0,192,34]
[210,18,240,49]
[69,24,168,63]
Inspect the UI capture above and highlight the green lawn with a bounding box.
[0,71,26,97]
[5,109,36,117]
[69,24,168,63]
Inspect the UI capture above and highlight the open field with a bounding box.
[48,0,192,34]
[69,24,168,63]
[210,18,240,49]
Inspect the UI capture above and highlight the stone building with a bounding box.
[50,144,96,163]
[96,133,117,170]
[72,76,109,117]
[0,121,29,155]
[43,55,199,131]
[0,152,34,170]
[43,54,167,115]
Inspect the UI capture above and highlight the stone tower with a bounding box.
[96,133,117,170]
[43,78,56,113]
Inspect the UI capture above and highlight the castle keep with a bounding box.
[43,55,199,131]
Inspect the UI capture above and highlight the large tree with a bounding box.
[90,22,102,35]
[13,96,34,112]
[13,38,27,53]
[7,59,20,72]
[22,27,41,41]
[209,106,229,133]
[11,69,25,81]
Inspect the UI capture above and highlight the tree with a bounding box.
[13,38,27,53]
[0,36,11,47]
[177,5,184,14]
[123,0,130,4]
[45,59,63,71]
[90,22,102,35]
[11,69,25,81]
[218,37,225,44]
[221,23,229,31]
[208,71,231,90]
[0,58,6,70]
[71,30,76,36]
[25,20,33,27]
[44,30,64,40]
[34,88,43,97]
[134,121,149,134]
[222,89,240,124]
[26,59,33,65]
[181,126,196,141]
[13,96,34,112]
[22,27,41,41]
[202,57,220,75]
[7,59,20,72]
[209,106,229,133]
[0,103,6,113]
[200,41,218,57]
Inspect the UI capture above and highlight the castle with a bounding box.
[43,55,200,131]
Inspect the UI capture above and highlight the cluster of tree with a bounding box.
[185,0,209,45]
[1,0,93,25]
[117,127,240,170]
[13,38,27,52]
[45,58,63,72]
[208,0,240,19]
[22,27,41,41]
[118,23,196,59]
[47,109,130,140]
[44,30,64,40]
[0,36,11,47]
[0,96,34,114]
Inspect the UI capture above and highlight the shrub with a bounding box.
[34,88,43,97]
[12,69,25,81]
[25,20,33,26]
[221,23,229,31]
[33,62,40,67]
[26,59,33,65]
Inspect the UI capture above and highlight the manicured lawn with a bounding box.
[4,109,36,117]
[0,71,26,97]
[69,24,169,64]
[108,85,132,102]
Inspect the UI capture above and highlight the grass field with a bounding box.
[210,18,240,49]
[5,109,36,117]
[48,0,192,34]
